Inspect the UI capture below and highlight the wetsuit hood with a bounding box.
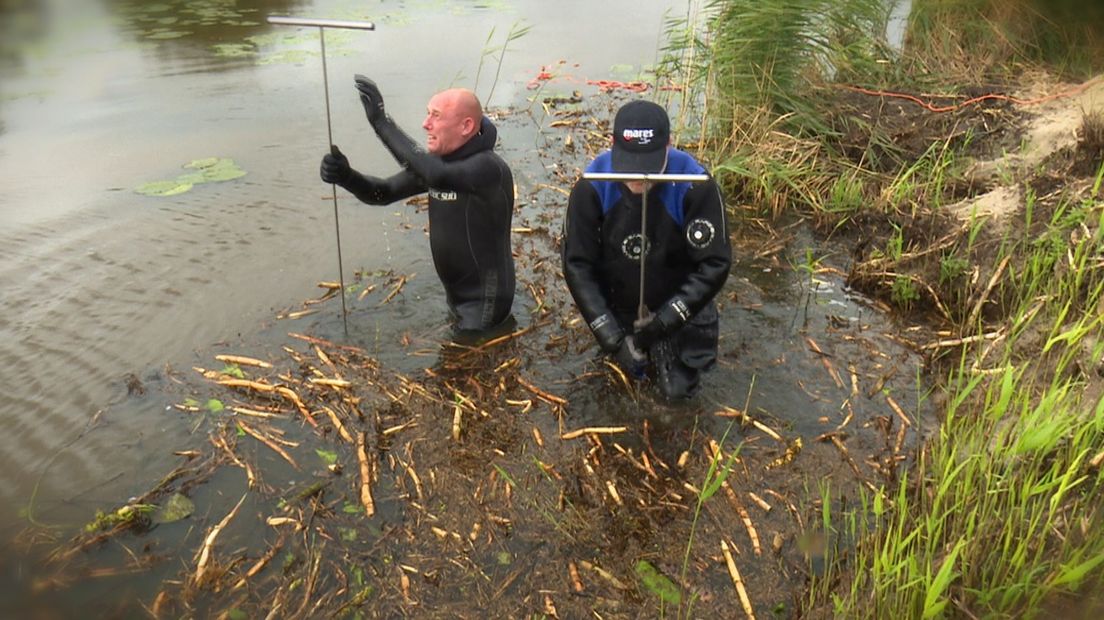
[443,116,498,162]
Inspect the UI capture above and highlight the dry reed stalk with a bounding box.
[921,331,1004,350]
[194,492,247,585]
[282,309,318,320]
[569,561,584,592]
[517,376,568,406]
[561,426,628,440]
[721,539,755,619]
[275,387,318,427]
[320,406,354,444]
[237,421,299,469]
[357,283,377,301]
[612,444,659,479]
[715,406,784,442]
[215,354,273,368]
[748,492,772,512]
[309,377,351,388]
[356,431,376,517]
[211,434,256,489]
[886,394,912,427]
[578,560,629,589]
[968,255,1011,327]
[230,406,285,419]
[805,336,844,389]
[380,274,412,306]
[603,359,635,394]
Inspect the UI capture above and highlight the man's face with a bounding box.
[423,93,471,155]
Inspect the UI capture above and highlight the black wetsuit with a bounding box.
[562,148,731,398]
[337,115,515,332]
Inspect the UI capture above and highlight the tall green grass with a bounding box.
[907,0,1104,79]
[810,192,1104,616]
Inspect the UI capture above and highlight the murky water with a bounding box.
[1,0,933,615]
[0,0,679,525]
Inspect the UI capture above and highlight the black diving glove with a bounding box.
[614,335,648,379]
[354,74,385,124]
[320,145,351,185]
[589,313,626,354]
[634,298,692,350]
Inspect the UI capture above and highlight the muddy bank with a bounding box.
[5,94,934,618]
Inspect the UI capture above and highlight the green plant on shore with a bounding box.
[808,186,1104,615]
[907,0,1104,79]
[472,21,530,105]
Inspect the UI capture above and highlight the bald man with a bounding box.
[321,76,516,340]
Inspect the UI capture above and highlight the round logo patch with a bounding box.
[686,219,715,249]
[621,233,650,261]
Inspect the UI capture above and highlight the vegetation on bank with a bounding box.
[661,0,1104,616]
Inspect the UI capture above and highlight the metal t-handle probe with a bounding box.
[582,172,709,321]
[267,16,377,335]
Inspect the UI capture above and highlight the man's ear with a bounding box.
[463,117,478,137]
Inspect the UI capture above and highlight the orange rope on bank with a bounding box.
[839,76,1102,113]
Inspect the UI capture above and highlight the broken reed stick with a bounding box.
[603,359,635,394]
[320,406,354,444]
[194,492,248,585]
[568,561,584,593]
[578,560,629,590]
[237,421,299,469]
[885,394,912,427]
[967,255,1011,327]
[747,491,772,512]
[217,378,318,427]
[560,426,629,440]
[709,440,761,556]
[215,354,273,368]
[605,480,623,506]
[920,331,1003,350]
[517,376,568,406]
[276,387,319,427]
[211,434,257,489]
[720,539,756,619]
[380,274,412,306]
[715,406,784,442]
[231,535,286,591]
[805,336,844,389]
[356,431,376,517]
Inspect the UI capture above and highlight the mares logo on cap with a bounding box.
[621,128,655,145]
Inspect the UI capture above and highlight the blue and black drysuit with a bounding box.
[562,148,731,399]
[334,115,516,334]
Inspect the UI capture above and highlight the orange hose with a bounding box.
[838,76,1101,113]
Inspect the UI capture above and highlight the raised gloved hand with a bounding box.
[320,144,351,185]
[614,335,648,379]
[354,74,385,124]
[633,298,691,350]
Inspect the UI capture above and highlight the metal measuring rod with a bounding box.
[267,15,377,335]
[581,171,710,322]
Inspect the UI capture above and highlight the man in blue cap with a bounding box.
[561,99,731,400]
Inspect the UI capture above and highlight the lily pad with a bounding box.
[136,157,246,197]
[185,157,222,169]
[153,493,194,524]
[135,180,193,196]
[635,560,681,604]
